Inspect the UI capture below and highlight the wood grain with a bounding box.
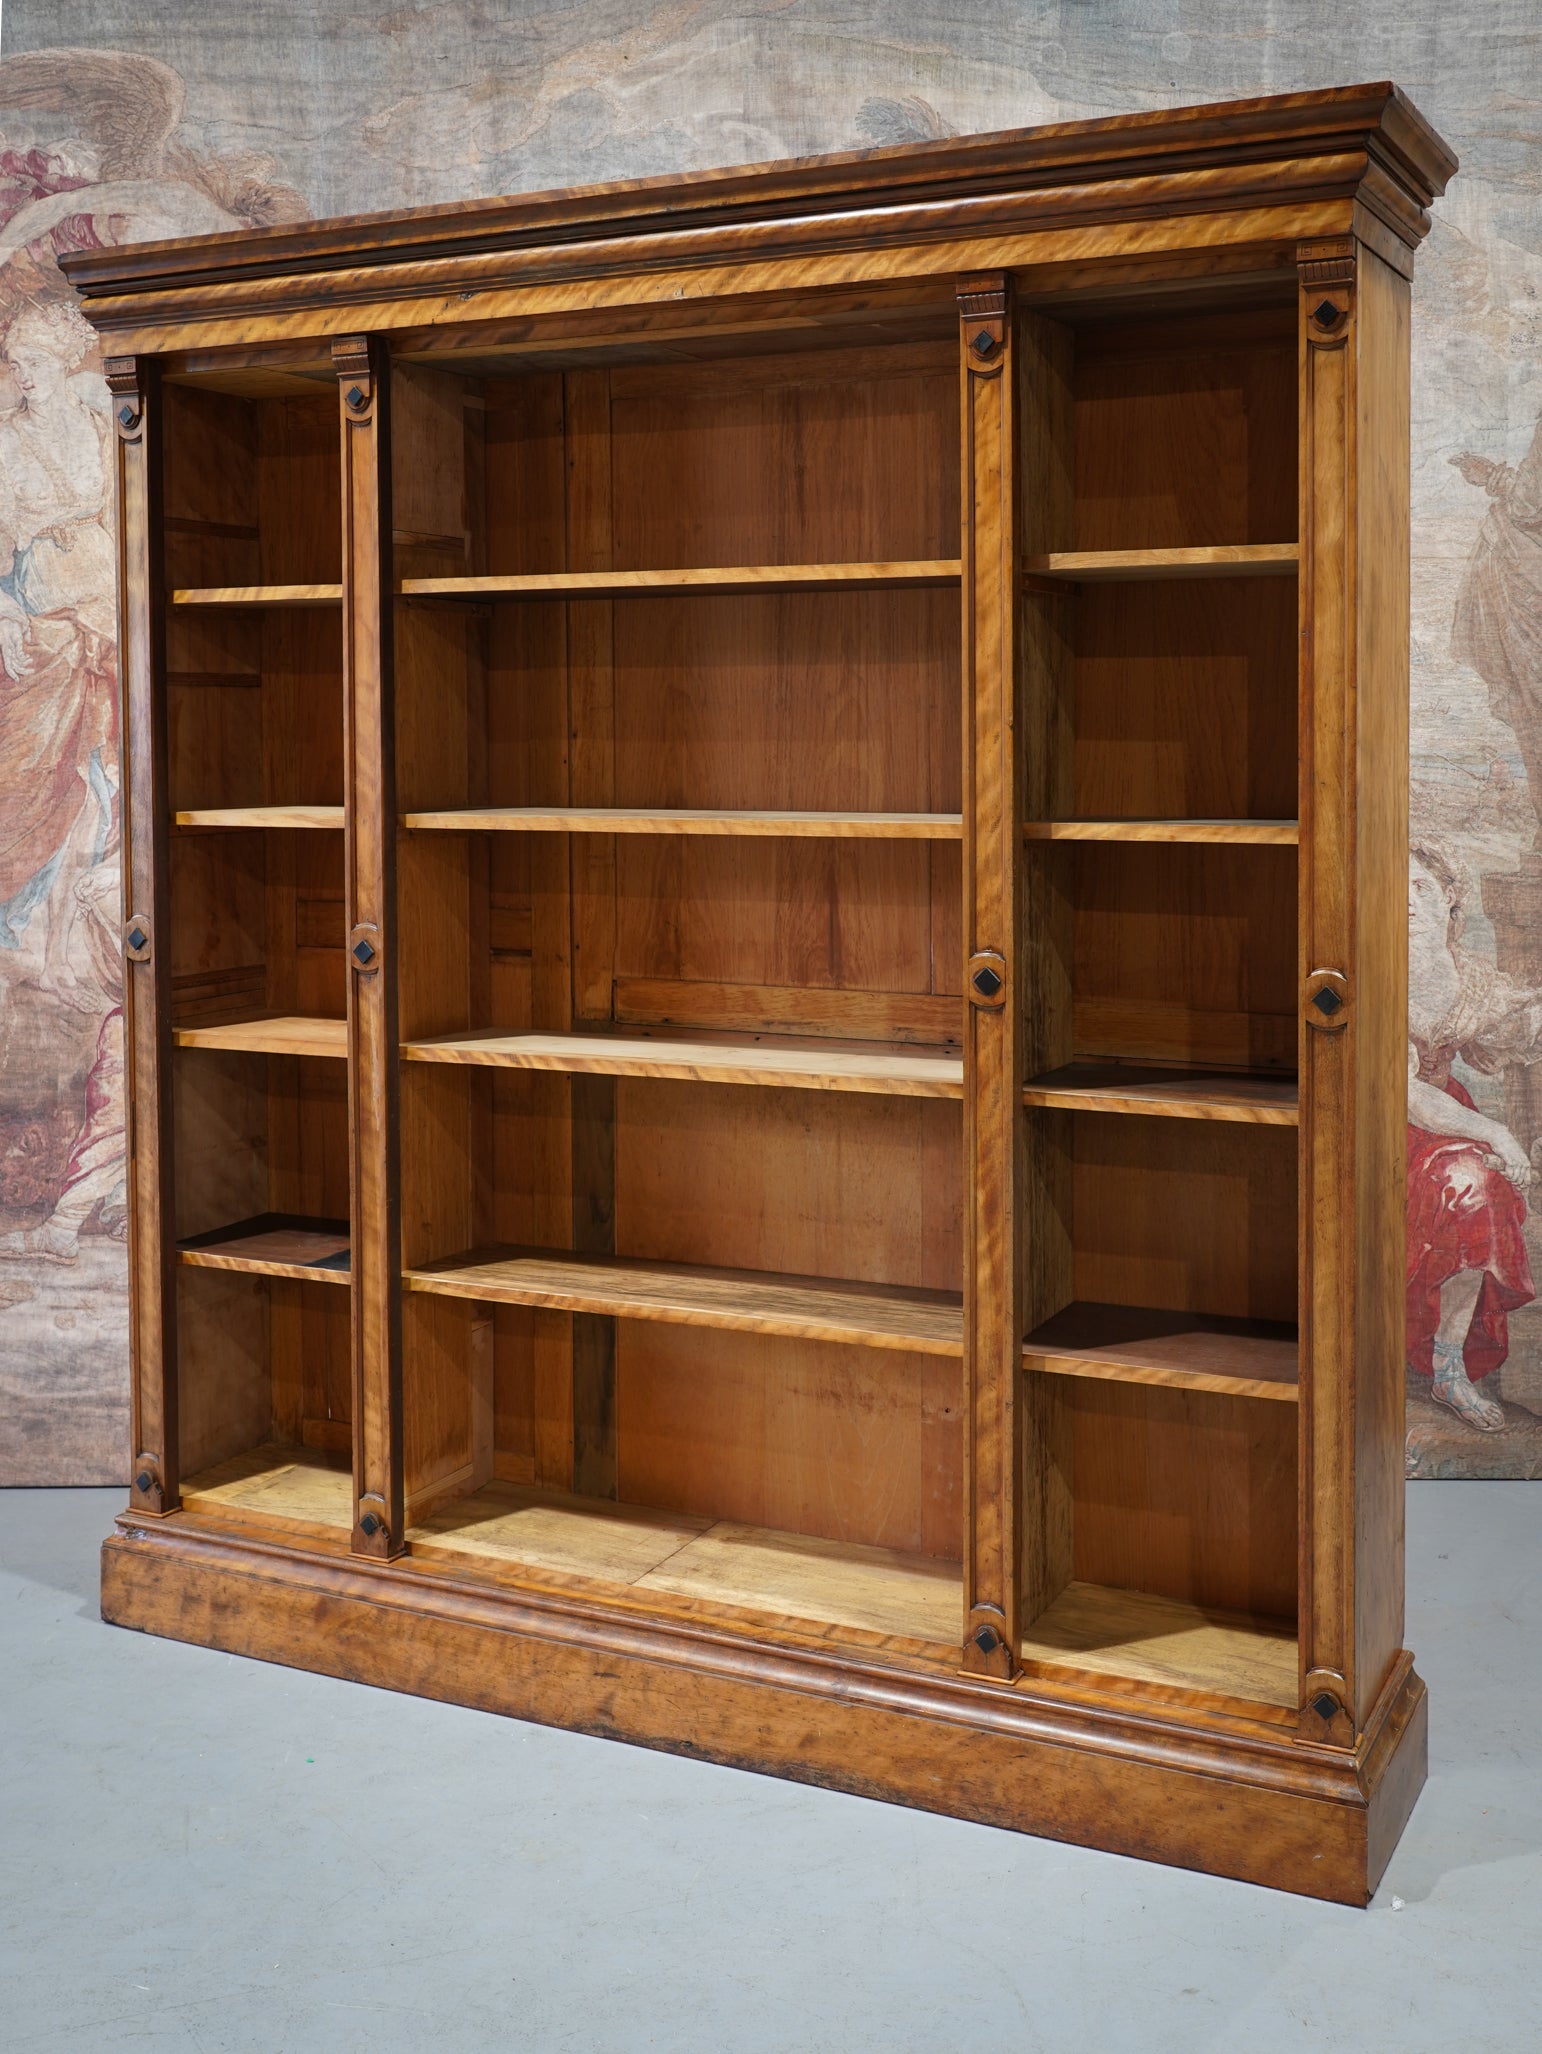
[1022,818,1297,844]
[401,560,960,599]
[1022,1061,1298,1124]
[174,805,345,830]
[408,1246,962,1353]
[403,1028,964,1095]
[181,1441,353,1530]
[1019,1580,1297,1706]
[1024,543,1297,581]
[1023,1300,1298,1401]
[179,1212,350,1284]
[403,806,963,838]
[174,1015,347,1059]
[171,583,343,607]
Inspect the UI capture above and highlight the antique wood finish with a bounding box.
[958,272,1022,1682]
[111,355,179,1516]
[81,87,1450,1902]
[335,335,403,1559]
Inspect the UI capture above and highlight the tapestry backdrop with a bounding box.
[1,3,1539,1481]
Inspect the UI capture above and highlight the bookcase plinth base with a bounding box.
[102,1515,1426,1905]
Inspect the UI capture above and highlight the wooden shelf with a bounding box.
[1022,544,1298,584]
[179,1213,350,1283]
[1023,1300,1298,1402]
[1023,818,1297,845]
[399,560,961,601]
[1023,1062,1298,1125]
[401,1028,964,1097]
[402,806,963,839]
[1020,1581,1298,1708]
[170,583,343,607]
[406,1246,963,1354]
[181,1444,352,1532]
[410,1484,962,1646]
[173,805,345,831]
[173,1015,348,1059]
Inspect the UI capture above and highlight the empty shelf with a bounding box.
[400,560,961,600]
[1023,1062,1297,1125]
[1020,1581,1298,1708]
[406,1247,963,1355]
[409,1484,962,1647]
[170,583,343,607]
[174,1015,348,1059]
[401,1028,964,1098]
[1023,1301,1298,1401]
[1023,544,1298,583]
[1023,819,1297,845]
[181,1444,352,1530]
[402,806,963,839]
[179,1213,350,1283]
[173,805,345,830]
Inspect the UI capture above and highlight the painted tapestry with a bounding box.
[1,4,1538,1479]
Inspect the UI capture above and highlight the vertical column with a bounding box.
[958,274,1023,1682]
[1296,234,1411,1743]
[334,335,403,1559]
[108,356,177,1516]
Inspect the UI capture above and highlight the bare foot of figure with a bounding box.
[1430,1336,1506,1431]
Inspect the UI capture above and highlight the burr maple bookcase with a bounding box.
[69,83,1454,1902]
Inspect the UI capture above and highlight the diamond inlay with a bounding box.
[352,938,376,966]
[972,965,1003,998]
[1311,1690,1340,1720]
[1312,987,1343,1015]
[1312,299,1341,329]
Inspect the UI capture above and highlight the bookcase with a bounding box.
[69,82,1455,1902]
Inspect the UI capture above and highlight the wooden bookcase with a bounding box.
[69,83,1455,1902]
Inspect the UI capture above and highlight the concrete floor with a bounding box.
[2,1488,1537,2054]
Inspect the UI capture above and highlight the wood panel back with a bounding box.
[1066,1378,1298,1623]
[1072,577,1297,819]
[618,1324,961,1560]
[1072,310,1297,550]
[1069,1111,1298,1322]
[1069,843,1297,1068]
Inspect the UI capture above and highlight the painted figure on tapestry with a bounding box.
[1407,840,1541,1429]
[1452,424,1542,845]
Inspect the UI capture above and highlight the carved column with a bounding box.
[108,356,179,1515]
[335,335,403,1558]
[958,273,1023,1681]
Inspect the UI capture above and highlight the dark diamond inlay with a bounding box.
[127,926,147,952]
[1312,299,1340,329]
[973,1624,1000,1654]
[972,965,1003,998]
[1312,1690,1340,1720]
[135,1470,153,1493]
[971,327,996,355]
[1312,986,1343,1016]
[346,384,366,408]
[352,937,376,966]
[360,1511,380,1537]
[117,403,136,426]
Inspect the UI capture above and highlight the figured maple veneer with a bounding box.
[408,1483,963,1646]
[1022,543,1298,582]
[1019,1581,1298,1707]
[1022,819,1298,845]
[401,1029,965,1096]
[1022,1062,1298,1124]
[407,1246,964,1354]
[402,807,964,839]
[174,805,346,830]
[173,1015,348,1059]
[80,84,1448,1900]
[1023,1300,1299,1401]
[400,559,961,599]
[181,1443,352,1530]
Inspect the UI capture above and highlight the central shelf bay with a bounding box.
[399,559,962,600]
[402,806,964,838]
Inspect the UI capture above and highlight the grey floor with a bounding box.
[2,1489,1538,2054]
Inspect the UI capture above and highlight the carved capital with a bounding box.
[958,271,1010,372]
[105,354,148,441]
[333,333,379,419]
[1296,235,1357,289]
